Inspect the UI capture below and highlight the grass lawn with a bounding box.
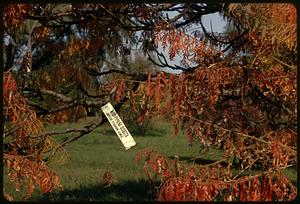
[3,117,297,201]
[3,117,211,201]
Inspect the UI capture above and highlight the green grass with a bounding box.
[3,117,297,201]
[3,118,209,201]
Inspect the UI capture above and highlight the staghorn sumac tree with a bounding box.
[133,3,297,201]
[3,3,297,201]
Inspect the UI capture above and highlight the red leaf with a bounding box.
[115,79,126,102]
[154,74,162,111]
[146,72,152,98]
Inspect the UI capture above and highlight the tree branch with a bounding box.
[84,66,135,77]
[78,83,111,99]
[184,115,296,154]
[60,117,105,146]
[30,72,144,146]
[199,19,249,53]
[39,88,73,102]
[173,4,223,29]
[26,4,225,34]
[26,88,112,116]
[39,88,110,106]
[146,49,198,73]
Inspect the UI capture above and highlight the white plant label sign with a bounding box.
[101,102,136,150]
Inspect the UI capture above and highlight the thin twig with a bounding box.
[195,158,227,168]
[271,56,296,70]
[233,158,259,180]
[183,115,296,154]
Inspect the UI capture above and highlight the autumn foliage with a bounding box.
[135,148,296,201]
[3,4,33,30]
[129,3,296,201]
[3,3,297,201]
[4,72,62,199]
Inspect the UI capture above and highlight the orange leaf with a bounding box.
[115,79,126,102]
[146,72,152,98]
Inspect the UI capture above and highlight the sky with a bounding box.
[6,8,228,74]
[202,12,227,33]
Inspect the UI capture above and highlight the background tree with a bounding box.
[3,3,297,201]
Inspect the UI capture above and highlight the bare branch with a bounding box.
[184,115,296,154]
[36,103,79,116]
[271,56,296,70]
[30,73,144,146]
[84,66,135,77]
[146,49,198,73]
[199,18,249,53]
[60,117,105,146]
[78,83,111,99]
[39,88,109,106]
[27,89,111,116]
[32,114,104,138]
[39,88,73,103]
